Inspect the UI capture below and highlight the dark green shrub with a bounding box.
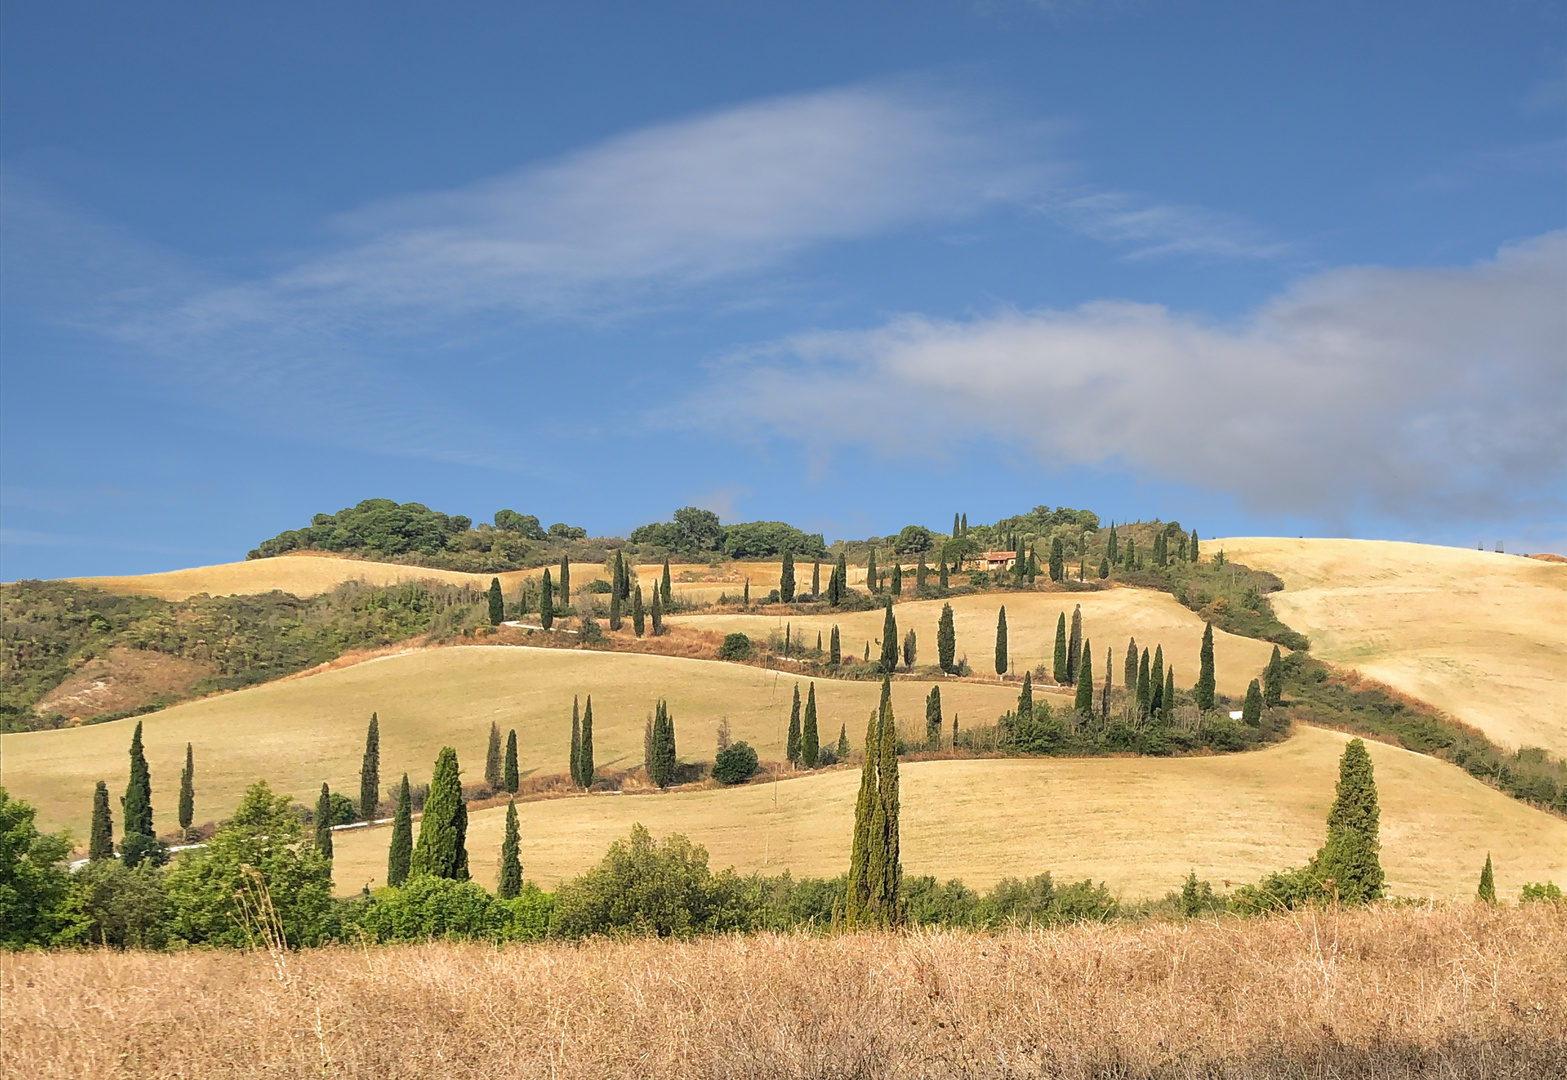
[356,876,550,943]
[713,741,760,785]
[1520,881,1563,904]
[56,861,172,949]
[716,633,753,660]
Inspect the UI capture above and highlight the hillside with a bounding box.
[1216,538,1567,756]
[330,724,1567,899]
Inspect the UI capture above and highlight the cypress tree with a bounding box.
[1124,536,1136,569]
[1050,536,1065,582]
[359,713,380,821]
[661,558,673,606]
[178,742,195,831]
[1263,645,1284,706]
[559,555,571,609]
[994,606,1009,676]
[785,624,791,656]
[315,783,334,858]
[866,549,878,594]
[849,680,902,927]
[953,512,961,537]
[1067,605,1083,684]
[1190,530,1200,562]
[816,630,822,654]
[504,729,519,793]
[1195,623,1216,711]
[1315,738,1384,903]
[1150,645,1165,714]
[1137,649,1151,715]
[1163,666,1176,721]
[837,723,850,759]
[122,721,153,841]
[916,555,927,591]
[1242,678,1263,725]
[872,678,902,926]
[387,774,413,886]
[830,625,842,665]
[812,559,821,598]
[937,603,956,673]
[649,700,677,788]
[1153,532,1166,568]
[961,512,968,534]
[1477,854,1496,904]
[802,683,820,767]
[1027,547,1040,584]
[1078,553,1085,582]
[488,577,505,625]
[1101,648,1113,721]
[744,579,750,607]
[832,553,848,604]
[865,641,870,662]
[569,697,582,786]
[925,685,943,749]
[410,746,469,881]
[614,550,629,602]
[1124,638,1139,692]
[485,721,504,791]
[540,570,555,631]
[650,583,664,635]
[89,780,115,860]
[1107,523,1119,563]
[1053,612,1068,684]
[879,599,899,673]
[1015,671,1034,740]
[780,551,796,603]
[938,558,949,591]
[846,705,879,925]
[786,684,803,764]
[498,799,523,899]
[1099,557,1110,579]
[632,583,645,637]
[609,577,622,630]
[902,628,917,668]
[580,696,595,788]
[891,561,903,596]
[1074,641,1094,716]
[1012,540,1025,586]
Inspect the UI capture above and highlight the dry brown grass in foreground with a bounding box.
[6,905,1564,1079]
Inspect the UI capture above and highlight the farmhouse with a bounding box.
[975,550,1018,572]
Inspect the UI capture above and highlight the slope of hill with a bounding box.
[330,724,1567,900]
[1216,538,1567,756]
[670,589,1277,698]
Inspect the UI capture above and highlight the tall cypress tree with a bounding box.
[485,721,504,791]
[846,704,879,926]
[1315,738,1384,903]
[1124,536,1136,570]
[1195,623,1216,711]
[837,723,850,759]
[915,555,927,591]
[178,742,195,831]
[1150,645,1165,714]
[1053,612,1068,684]
[360,714,380,820]
[802,683,820,767]
[812,559,821,598]
[994,606,1009,676]
[1163,667,1175,721]
[938,558,949,591]
[1074,641,1095,716]
[1067,605,1083,684]
[1124,638,1139,692]
[925,685,943,749]
[89,781,115,860]
[504,729,519,793]
[1014,671,1034,742]
[650,583,664,636]
[540,569,555,631]
[1477,854,1496,904]
[1050,536,1065,582]
[872,678,902,927]
[891,561,903,596]
[1101,648,1113,721]
[122,721,153,841]
[1263,645,1284,706]
[498,799,523,899]
[410,746,469,881]
[849,680,902,928]
[1137,649,1151,716]
[609,575,622,630]
[488,577,505,625]
[580,697,596,788]
[1190,530,1200,562]
[613,550,629,602]
[866,548,879,594]
[560,555,571,609]
[315,783,334,858]
[879,599,899,673]
[780,551,796,603]
[830,624,842,666]
[786,684,803,764]
[953,512,961,537]
[632,583,645,637]
[1107,523,1119,563]
[937,603,956,673]
[1242,678,1263,725]
[661,558,673,606]
[1012,539,1025,587]
[832,553,848,604]
[387,774,412,886]
[569,697,583,786]
[902,628,917,668]
[744,579,750,607]
[649,700,677,788]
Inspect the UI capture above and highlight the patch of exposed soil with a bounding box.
[35,647,213,721]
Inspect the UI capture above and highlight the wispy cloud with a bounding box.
[1038,189,1289,260]
[680,231,1567,524]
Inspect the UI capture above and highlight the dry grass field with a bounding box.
[1217,538,1567,756]
[1,645,1028,839]
[331,724,1567,899]
[6,905,1563,1079]
[671,588,1277,697]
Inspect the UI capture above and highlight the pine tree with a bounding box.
[1053,612,1068,684]
[1075,641,1095,716]
[802,683,820,767]
[410,747,469,881]
[1163,666,1175,721]
[902,628,917,668]
[359,713,380,820]
[1150,645,1165,714]
[1315,739,1384,903]
[830,624,842,666]
[1067,605,1083,684]
[569,697,582,786]
[866,549,878,594]
[1477,854,1496,904]
[387,774,412,886]
[488,576,505,625]
[580,696,595,788]
[1263,645,1284,707]
[498,799,523,899]
[661,558,673,606]
[937,603,956,673]
[1137,649,1151,715]
[812,559,821,598]
[315,783,334,858]
[559,555,571,610]
[178,742,195,830]
[994,606,1009,676]
[632,583,645,637]
[122,721,153,840]
[938,558,949,591]
[89,780,114,860]
[1124,638,1139,693]
[1242,678,1263,725]
[925,685,943,749]
[837,723,850,759]
[786,685,803,765]
[879,599,899,673]
[891,561,903,596]
[1050,536,1065,582]
[1107,523,1119,563]
[504,729,519,793]
[1195,623,1216,711]
[540,569,555,631]
[485,721,503,791]
[1101,648,1113,721]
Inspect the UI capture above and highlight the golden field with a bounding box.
[331,724,1567,899]
[1,645,1029,839]
[1217,538,1567,756]
[5,905,1563,1079]
[671,588,1277,697]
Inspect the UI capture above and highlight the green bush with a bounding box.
[713,741,759,785]
[716,633,753,660]
[1520,881,1563,904]
[55,861,172,949]
[355,876,551,943]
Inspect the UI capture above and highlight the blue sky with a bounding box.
[2,0,1563,579]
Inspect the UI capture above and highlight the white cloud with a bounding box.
[686,231,1567,522]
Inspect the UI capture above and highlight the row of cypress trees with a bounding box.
[568,696,596,788]
[785,683,824,767]
[87,721,198,866]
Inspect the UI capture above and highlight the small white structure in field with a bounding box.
[1228,710,1245,720]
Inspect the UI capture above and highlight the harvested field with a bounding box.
[5,905,1563,1079]
[671,588,1277,697]
[331,725,1567,898]
[1216,538,1567,755]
